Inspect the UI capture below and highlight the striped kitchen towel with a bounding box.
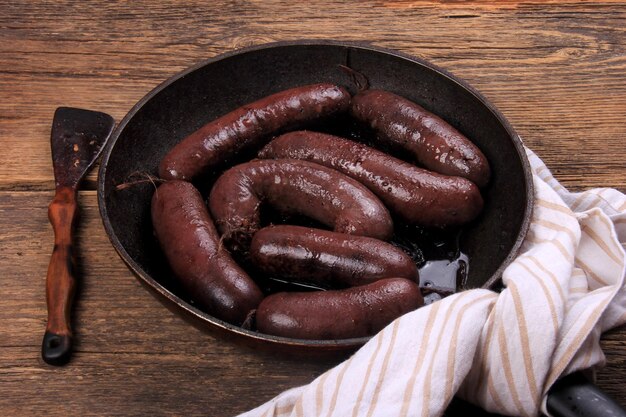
[238,147,626,417]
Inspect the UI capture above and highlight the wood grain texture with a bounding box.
[0,1,624,416]
[1,0,625,192]
[0,191,341,416]
[0,192,624,415]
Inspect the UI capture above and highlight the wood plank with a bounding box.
[1,189,625,414]
[0,190,342,416]
[1,1,624,191]
[1,1,625,415]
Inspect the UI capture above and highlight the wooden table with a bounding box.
[1,1,624,415]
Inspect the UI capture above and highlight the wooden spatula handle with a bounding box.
[42,186,78,365]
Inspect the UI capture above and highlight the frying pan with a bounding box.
[95,41,624,416]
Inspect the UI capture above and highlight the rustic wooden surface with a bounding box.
[1,1,624,416]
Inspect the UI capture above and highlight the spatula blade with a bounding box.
[50,107,115,189]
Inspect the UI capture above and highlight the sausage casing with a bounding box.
[159,83,351,181]
[259,131,483,227]
[256,278,423,339]
[208,159,393,252]
[250,225,418,288]
[351,89,490,187]
[151,180,263,325]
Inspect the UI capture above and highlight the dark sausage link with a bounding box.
[159,83,351,181]
[351,89,490,188]
[208,159,393,253]
[259,131,484,227]
[250,225,418,288]
[151,180,263,326]
[256,278,423,339]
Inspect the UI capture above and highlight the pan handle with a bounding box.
[546,371,626,417]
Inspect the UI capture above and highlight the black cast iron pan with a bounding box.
[94,41,624,416]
